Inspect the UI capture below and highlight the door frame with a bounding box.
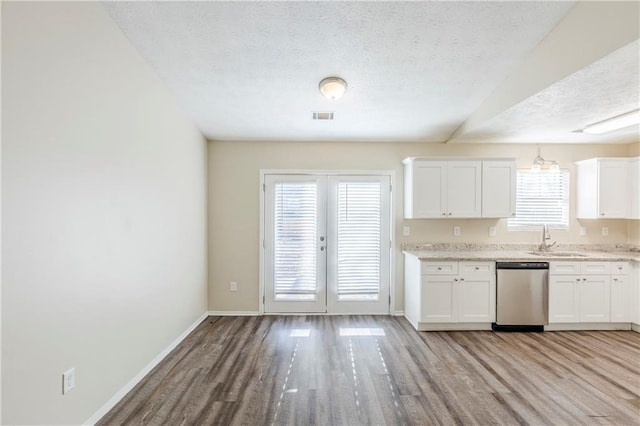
[259,169,396,315]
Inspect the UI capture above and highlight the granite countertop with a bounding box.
[402,243,640,262]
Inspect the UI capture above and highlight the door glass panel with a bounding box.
[336,182,381,301]
[274,181,318,300]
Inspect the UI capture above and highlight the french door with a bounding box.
[264,173,391,314]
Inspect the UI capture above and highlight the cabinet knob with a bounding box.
[582,278,586,281]
[511,213,516,216]
[442,213,447,216]
[460,278,465,281]
[448,213,452,216]
[437,267,442,270]
[600,213,605,216]
[613,278,618,282]
[576,278,580,281]
[475,267,479,270]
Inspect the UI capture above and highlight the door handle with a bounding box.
[320,236,325,241]
[320,246,325,251]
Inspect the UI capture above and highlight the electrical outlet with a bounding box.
[489,226,496,237]
[230,281,237,292]
[453,226,461,237]
[62,368,75,395]
[579,226,586,236]
[602,227,608,236]
[402,226,410,237]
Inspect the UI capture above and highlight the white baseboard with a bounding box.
[415,323,493,331]
[84,312,209,425]
[632,323,640,333]
[208,310,402,317]
[208,310,260,316]
[545,323,632,331]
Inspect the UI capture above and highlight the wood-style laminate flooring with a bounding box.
[98,316,640,425]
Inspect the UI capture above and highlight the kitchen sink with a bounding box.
[527,251,587,257]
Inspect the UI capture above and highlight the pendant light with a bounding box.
[531,146,559,172]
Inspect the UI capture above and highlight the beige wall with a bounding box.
[208,140,635,313]
[2,3,207,424]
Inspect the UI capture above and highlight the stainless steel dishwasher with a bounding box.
[492,262,549,332]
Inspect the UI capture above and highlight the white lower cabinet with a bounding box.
[404,257,495,330]
[549,275,580,323]
[610,262,632,322]
[579,275,611,322]
[421,276,456,322]
[549,261,630,324]
[458,277,495,322]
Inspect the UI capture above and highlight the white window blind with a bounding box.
[508,170,569,230]
[336,182,381,300]
[274,182,317,299]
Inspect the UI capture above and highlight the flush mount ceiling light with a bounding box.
[531,146,559,172]
[582,109,640,134]
[319,76,347,100]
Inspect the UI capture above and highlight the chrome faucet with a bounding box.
[539,224,556,252]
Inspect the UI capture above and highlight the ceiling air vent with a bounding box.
[312,112,334,120]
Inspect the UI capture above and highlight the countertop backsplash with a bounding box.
[401,242,640,253]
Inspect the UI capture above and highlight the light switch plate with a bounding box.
[402,226,410,236]
[602,227,608,236]
[230,281,237,292]
[489,226,496,237]
[453,226,461,237]
[579,226,586,236]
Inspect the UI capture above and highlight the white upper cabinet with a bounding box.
[447,161,482,218]
[407,160,447,218]
[482,160,516,218]
[404,158,514,219]
[404,159,481,218]
[630,158,639,219]
[575,157,636,219]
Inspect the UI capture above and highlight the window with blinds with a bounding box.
[508,170,569,230]
[273,182,318,300]
[336,182,381,301]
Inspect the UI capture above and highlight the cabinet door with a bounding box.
[421,276,456,322]
[482,160,516,218]
[610,275,631,322]
[630,158,639,219]
[579,276,611,322]
[458,277,495,322]
[598,160,629,218]
[447,161,481,217]
[411,161,446,218]
[549,275,580,323]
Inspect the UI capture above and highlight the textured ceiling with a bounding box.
[454,40,640,144]
[103,1,639,144]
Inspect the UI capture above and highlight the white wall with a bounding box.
[2,3,207,424]
[208,140,635,313]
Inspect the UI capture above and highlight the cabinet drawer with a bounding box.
[611,262,631,275]
[550,262,581,275]
[580,262,611,275]
[459,262,495,276]
[422,261,458,275]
